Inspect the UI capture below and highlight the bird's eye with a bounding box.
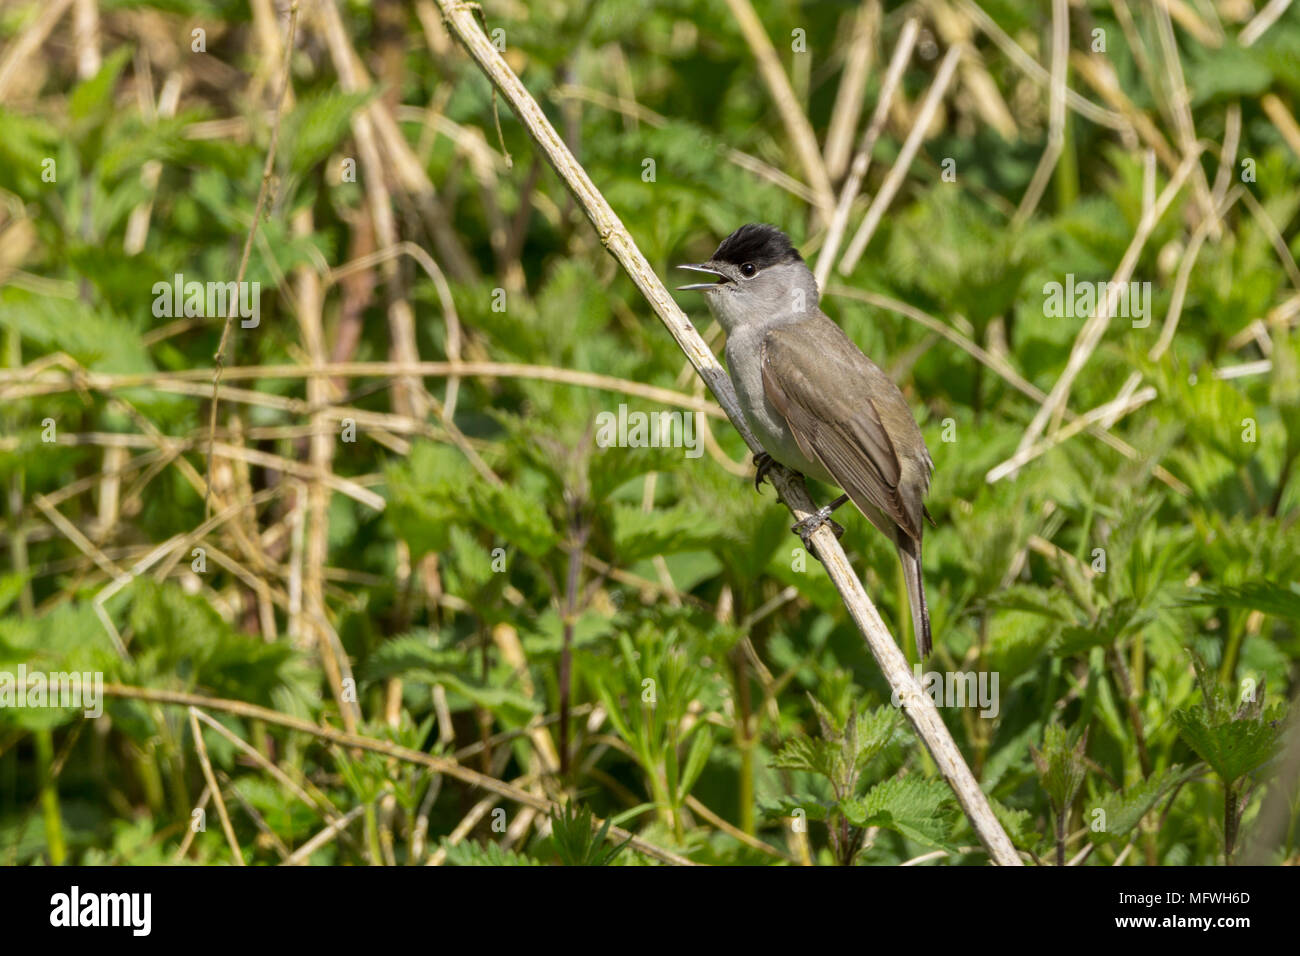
[740,262,757,277]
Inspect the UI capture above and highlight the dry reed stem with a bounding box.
[205,1,297,520]
[997,149,1203,478]
[188,707,244,864]
[107,683,695,866]
[722,0,838,222]
[0,0,76,100]
[986,386,1159,482]
[1012,0,1068,226]
[1240,0,1295,46]
[814,17,919,291]
[314,0,429,423]
[1,361,726,419]
[957,0,1130,132]
[823,1,880,181]
[283,804,368,865]
[1152,2,1220,238]
[839,45,964,275]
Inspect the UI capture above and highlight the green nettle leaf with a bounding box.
[1055,599,1153,656]
[987,796,1037,849]
[0,294,154,373]
[883,188,1033,326]
[773,700,901,796]
[440,839,544,866]
[464,482,558,558]
[1031,724,1089,814]
[285,90,375,175]
[385,443,475,557]
[587,442,683,503]
[1185,42,1273,105]
[361,630,464,681]
[1171,705,1283,785]
[1156,361,1260,466]
[445,524,497,592]
[981,584,1076,621]
[416,672,541,725]
[1171,647,1286,785]
[1088,765,1198,846]
[610,503,723,563]
[842,776,957,851]
[851,705,903,771]
[1175,582,1300,622]
[771,735,839,778]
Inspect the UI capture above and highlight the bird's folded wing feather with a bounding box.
[760,320,922,542]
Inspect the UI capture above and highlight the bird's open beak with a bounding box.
[676,263,729,291]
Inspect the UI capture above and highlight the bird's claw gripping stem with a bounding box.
[792,506,845,561]
[753,451,776,492]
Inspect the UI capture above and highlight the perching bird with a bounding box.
[678,224,936,658]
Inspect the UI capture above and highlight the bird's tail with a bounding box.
[897,539,931,659]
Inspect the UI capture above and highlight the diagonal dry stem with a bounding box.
[106,683,693,865]
[722,0,837,223]
[823,1,880,181]
[815,17,919,291]
[187,707,244,864]
[1012,0,1068,226]
[838,45,964,275]
[958,0,1130,132]
[205,1,298,517]
[1000,148,1203,476]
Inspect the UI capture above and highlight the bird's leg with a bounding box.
[752,451,776,492]
[792,494,850,559]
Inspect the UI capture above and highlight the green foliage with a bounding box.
[440,839,543,867]
[546,802,631,866]
[1088,764,1198,848]
[768,699,939,863]
[1173,652,1284,786]
[1031,724,1089,817]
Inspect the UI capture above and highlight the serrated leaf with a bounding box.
[440,839,544,866]
[1031,724,1089,814]
[1172,705,1283,784]
[285,90,375,175]
[1174,582,1300,621]
[758,795,832,823]
[1088,765,1198,846]
[464,482,558,558]
[771,735,837,778]
[611,503,722,563]
[1055,599,1152,656]
[842,776,957,851]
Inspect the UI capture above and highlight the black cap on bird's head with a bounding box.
[676,223,804,291]
[711,223,803,269]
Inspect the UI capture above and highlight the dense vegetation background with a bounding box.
[1,0,1298,866]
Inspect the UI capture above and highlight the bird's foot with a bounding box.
[753,452,776,492]
[792,506,845,562]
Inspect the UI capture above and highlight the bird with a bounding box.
[677,223,936,658]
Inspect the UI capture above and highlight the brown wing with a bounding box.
[761,318,925,542]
